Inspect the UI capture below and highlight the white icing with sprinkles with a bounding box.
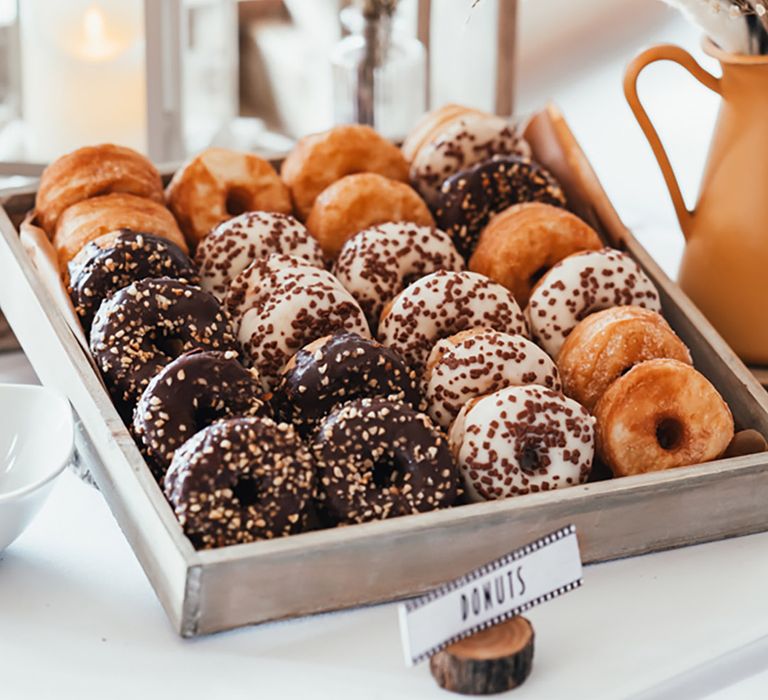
[410,114,531,206]
[333,222,464,328]
[195,211,324,299]
[425,329,561,430]
[449,384,595,502]
[377,270,529,373]
[527,248,662,358]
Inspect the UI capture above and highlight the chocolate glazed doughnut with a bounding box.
[312,397,459,525]
[165,417,315,548]
[272,332,421,436]
[90,278,237,417]
[435,155,566,259]
[69,230,199,332]
[133,350,266,480]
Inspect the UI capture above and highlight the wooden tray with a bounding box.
[1,105,767,638]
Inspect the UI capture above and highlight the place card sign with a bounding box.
[398,525,582,666]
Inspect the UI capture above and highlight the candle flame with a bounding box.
[79,4,120,61]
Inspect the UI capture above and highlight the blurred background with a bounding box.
[0,0,716,282]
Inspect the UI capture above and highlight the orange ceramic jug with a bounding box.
[624,39,768,365]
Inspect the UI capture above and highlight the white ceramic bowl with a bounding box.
[0,384,73,552]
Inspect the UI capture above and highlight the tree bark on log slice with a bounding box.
[429,616,534,695]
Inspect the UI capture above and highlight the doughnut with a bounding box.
[224,253,335,330]
[236,265,371,388]
[469,203,603,306]
[90,278,237,415]
[527,248,662,358]
[595,358,733,477]
[164,416,315,548]
[195,211,324,299]
[281,124,409,221]
[69,230,199,332]
[424,328,561,430]
[53,193,188,267]
[410,113,531,207]
[312,397,459,525]
[36,144,163,235]
[333,222,465,329]
[449,385,595,502]
[558,306,692,411]
[133,350,265,480]
[272,332,421,436]
[435,155,566,259]
[306,173,434,259]
[166,147,292,248]
[377,270,528,373]
[401,103,485,163]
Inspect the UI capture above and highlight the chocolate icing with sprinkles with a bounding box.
[237,265,370,389]
[435,155,566,259]
[195,211,324,299]
[133,350,266,480]
[377,270,529,373]
[449,385,595,502]
[69,230,199,331]
[312,397,459,526]
[164,416,315,549]
[424,328,561,430]
[90,277,237,416]
[527,248,662,358]
[273,332,421,436]
[410,114,531,207]
[333,222,464,330]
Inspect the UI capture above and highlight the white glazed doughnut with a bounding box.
[333,222,465,328]
[527,248,662,358]
[409,113,531,207]
[195,211,324,299]
[424,328,561,430]
[237,266,370,388]
[225,253,333,327]
[377,270,528,373]
[449,385,595,502]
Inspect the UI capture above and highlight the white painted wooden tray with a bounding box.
[1,105,767,637]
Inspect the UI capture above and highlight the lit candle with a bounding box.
[19,0,146,161]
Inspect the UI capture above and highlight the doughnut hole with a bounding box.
[154,336,185,360]
[372,454,401,489]
[518,444,543,473]
[232,476,262,508]
[655,416,685,452]
[595,358,734,477]
[225,187,253,217]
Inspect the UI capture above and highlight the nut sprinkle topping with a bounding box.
[133,350,266,480]
[89,277,238,417]
[435,155,566,259]
[273,332,421,436]
[165,417,316,548]
[312,397,459,526]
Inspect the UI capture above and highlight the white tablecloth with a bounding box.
[2,13,767,700]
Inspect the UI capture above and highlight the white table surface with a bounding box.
[2,13,768,700]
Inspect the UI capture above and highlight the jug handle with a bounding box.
[624,45,721,240]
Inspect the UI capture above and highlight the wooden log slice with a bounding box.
[429,616,534,695]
